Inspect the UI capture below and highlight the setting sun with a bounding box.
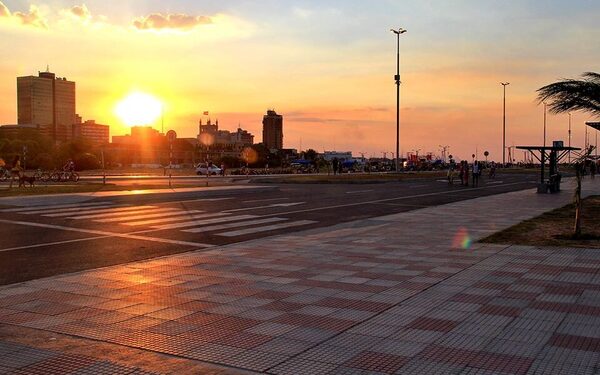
[115,92,162,126]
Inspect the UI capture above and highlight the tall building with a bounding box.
[262,109,283,150]
[17,70,76,143]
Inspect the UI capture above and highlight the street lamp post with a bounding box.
[568,112,572,164]
[501,82,509,166]
[543,102,547,148]
[391,28,407,173]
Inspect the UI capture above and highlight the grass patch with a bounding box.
[481,195,600,249]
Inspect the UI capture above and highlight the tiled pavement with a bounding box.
[1,178,600,374]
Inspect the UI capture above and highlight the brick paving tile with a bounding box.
[344,351,409,373]
[269,357,338,375]
[406,317,460,333]
[478,305,522,318]
[549,333,600,352]
[11,353,97,375]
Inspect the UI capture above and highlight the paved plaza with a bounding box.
[0,178,599,374]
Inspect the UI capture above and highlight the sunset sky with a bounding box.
[0,0,598,160]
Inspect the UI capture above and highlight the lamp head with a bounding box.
[391,28,407,34]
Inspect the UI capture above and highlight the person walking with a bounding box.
[458,161,465,186]
[472,160,480,187]
[447,165,455,185]
[463,161,470,186]
[9,155,22,189]
[332,158,339,176]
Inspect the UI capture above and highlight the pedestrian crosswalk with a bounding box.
[2,201,317,238]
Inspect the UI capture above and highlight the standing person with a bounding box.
[472,160,480,187]
[463,161,470,186]
[332,158,339,176]
[447,165,455,186]
[220,163,226,176]
[458,161,465,186]
[489,161,496,178]
[9,155,22,189]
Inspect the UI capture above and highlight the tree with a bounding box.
[536,72,600,116]
[304,149,318,161]
[537,73,599,238]
[573,146,594,238]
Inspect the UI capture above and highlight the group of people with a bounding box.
[448,160,491,187]
[331,158,344,175]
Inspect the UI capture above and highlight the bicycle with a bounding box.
[0,167,10,181]
[33,169,51,182]
[50,170,79,182]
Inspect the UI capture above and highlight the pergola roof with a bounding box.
[586,121,600,131]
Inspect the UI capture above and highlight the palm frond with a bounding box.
[536,72,600,117]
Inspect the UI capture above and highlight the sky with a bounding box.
[0,0,598,161]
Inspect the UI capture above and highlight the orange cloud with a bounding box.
[68,4,91,20]
[133,13,212,31]
[0,2,48,29]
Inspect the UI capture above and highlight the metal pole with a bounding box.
[391,28,406,173]
[568,113,572,164]
[543,102,547,149]
[501,82,509,166]
[395,32,400,174]
[169,141,172,188]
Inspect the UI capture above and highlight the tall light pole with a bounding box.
[391,27,407,173]
[568,112,572,164]
[543,102,547,148]
[501,82,509,166]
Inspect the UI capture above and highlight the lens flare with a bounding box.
[452,227,472,249]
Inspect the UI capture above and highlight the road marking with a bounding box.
[95,210,204,223]
[486,181,504,185]
[0,236,111,253]
[243,198,290,203]
[182,217,287,233]
[39,205,135,217]
[0,202,111,213]
[345,190,374,194]
[217,220,317,237]
[0,219,211,248]
[67,207,177,220]
[23,204,122,215]
[223,202,304,213]
[123,212,230,226]
[152,214,259,230]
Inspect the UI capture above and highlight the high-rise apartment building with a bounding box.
[262,110,283,150]
[17,71,76,143]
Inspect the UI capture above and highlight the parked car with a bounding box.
[196,163,222,175]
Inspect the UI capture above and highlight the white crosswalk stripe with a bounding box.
[44,205,156,218]
[151,214,258,230]
[182,217,287,233]
[23,204,122,215]
[67,207,178,220]
[123,212,230,227]
[96,210,204,223]
[0,202,112,213]
[217,220,317,237]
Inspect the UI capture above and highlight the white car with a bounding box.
[196,163,222,175]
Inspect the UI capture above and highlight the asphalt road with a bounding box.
[0,172,538,284]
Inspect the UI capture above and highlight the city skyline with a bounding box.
[0,0,598,160]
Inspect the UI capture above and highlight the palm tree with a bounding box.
[537,72,600,116]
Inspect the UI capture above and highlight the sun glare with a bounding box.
[115,92,162,126]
